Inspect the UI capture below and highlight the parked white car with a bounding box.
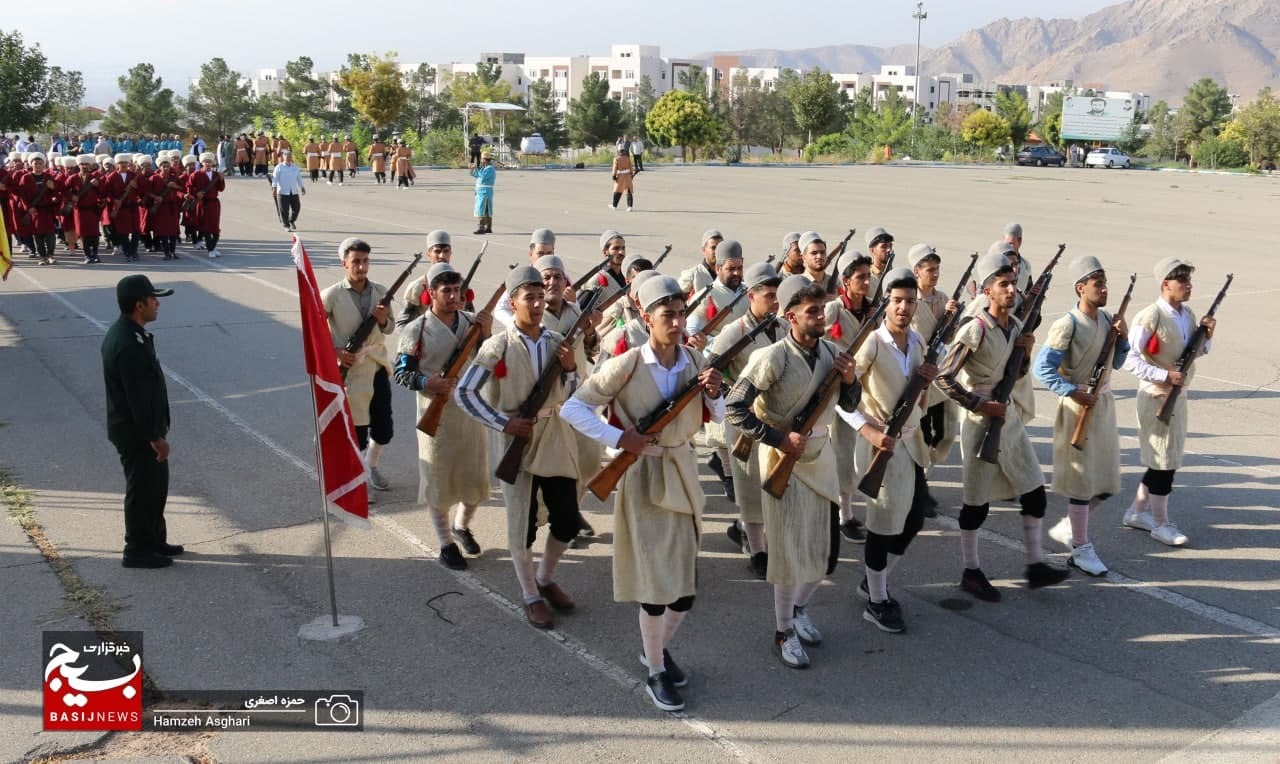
[1085,147,1132,169]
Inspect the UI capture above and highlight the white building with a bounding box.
[246,68,286,100]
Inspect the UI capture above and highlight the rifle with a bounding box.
[823,228,858,295]
[762,299,888,499]
[690,288,748,340]
[21,174,57,225]
[685,284,714,316]
[495,290,602,483]
[110,173,142,219]
[63,174,99,216]
[1155,272,1232,424]
[460,240,489,311]
[588,315,779,500]
[929,253,979,348]
[977,272,1055,464]
[1023,244,1066,306]
[1070,273,1136,449]
[340,254,423,382]
[858,306,964,498]
[148,176,183,217]
[573,255,612,293]
[416,281,506,436]
[649,244,674,270]
[766,242,787,265]
[870,251,896,304]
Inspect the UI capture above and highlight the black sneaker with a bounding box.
[1026,561,1070,589]
[577,513,595,537]
[452,527,481,555]
[639,649,688,688]
[726,521,745,552]
[122,552,173,569]
[645,671,685,712]
[960,567,1002,602]
[707,452,726,481]
[155,543,185,556]
[863,598,906,633]
[721,476,736,502]
[856,576,891,602]
[439,543,467,570]
[749,551,768,580]
[839,518,867,543]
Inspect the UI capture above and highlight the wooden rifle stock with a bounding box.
[762,300,886,499]
[111,174,141,219]
[416,282,506,436]
[339,254,423,382]
[587,315,778,500]
[1155,273,1232,423]
[858,308,962,498]
[977,272,1054,464]
[495,291,601,484]
[823,228,858,295]
[1070,274,1136,449]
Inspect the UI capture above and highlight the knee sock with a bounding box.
[773,584,798,632]
[535,537,569,586]
[611,192,621,208]
[453,503,477,531]
[511,548,538,600]
[1150,492,1171,526]
[716,448,730,474]
[425,503,451,547]
[745,521,766,553]
[866,565,889,603]
[639,610,665,676]
[626,192,633,207]
[961,529,981,569]
[1022,516,1043,564]
[1068,501,1091,547]
[839,492,855,524]
[661,608,687,650]
[1128,482,1151,515]
[794,580,820,609]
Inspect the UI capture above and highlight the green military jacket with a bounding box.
[102,316,170,447]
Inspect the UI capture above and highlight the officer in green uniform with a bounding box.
[102,275,182,569]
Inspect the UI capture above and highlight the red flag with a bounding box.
[292,237,370,528]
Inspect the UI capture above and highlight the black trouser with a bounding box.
[117,441,170,557]
[354,367,393,450]
[865,465,929,570]
[83,234,100,258]
[277,194,300,225]
[921,402,947,448]
[158,235,177,258]
[309,169,319,182]
[239,162,251,176]
[201,232,219,252]
[524,475,580,548]
[329,169,345,183]
[33,232,55,258]
[374,172,385,183]
[254,163,268,176]
[470,149,481,166]
[118,233,140,258]
[633,152,643,171]
[827,502,841,575]
[397,174,409,188]
[1142,468,1176,496]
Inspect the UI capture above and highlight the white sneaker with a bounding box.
[1048,517,1074,551]
[791,606,823,646]
[1123,509,1157,532]
[207,249,220,258]
[774,628,809,669]
[1069,543,1108,576]
[368,467,390,491]
[1151,523,1188,546]
[626,207,633,212]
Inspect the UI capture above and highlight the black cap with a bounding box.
[117,274,173,302]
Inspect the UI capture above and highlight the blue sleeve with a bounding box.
[1112,335,1130,369]
[393,352,426,391]
[1033,345,1077,398]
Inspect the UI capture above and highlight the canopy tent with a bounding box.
[461,102,527,166]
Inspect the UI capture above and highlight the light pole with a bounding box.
[912,1,928,148]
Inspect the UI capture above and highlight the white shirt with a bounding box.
[271,162,305,195]
[836,324,921,431]
[1122,298,1210,383]
[560,342,725,447]
[630,138,644,153]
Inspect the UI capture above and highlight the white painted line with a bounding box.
[13,266,751,761]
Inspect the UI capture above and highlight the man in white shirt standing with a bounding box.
[271,150,305,231]
[631,135,645,172]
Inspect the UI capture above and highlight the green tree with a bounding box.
[101,63,180,135]
[635,74,658,138]
[0,30,52,131]
[44,66,89,135]
[567,72,625,149]
[755,71,800,154]
[339,51,410,130]
[476,62,503,87]
[449,66,518,136]
[725,69,765,154]
[1037,91,1065,149]
[526,78,568,153]
[398,63,438,133]
[962,109,1011,150]
[1177,77,1232,143]
[183,57,254,137]
[788,67,841,144]
[1141,100,1176,159]
[266,56,338,126]
[678,65,708,97]
[851,87,911,152]
[1222,87,1280,165]
[645,89,719,162]
[995,90,1032,148]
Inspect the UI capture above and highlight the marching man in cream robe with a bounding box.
[563,275,724,713]
[1120,257,1217,547]
[595,252,655,337]
[726,276,860,670]
[1033,256,1129,575]
[455,267,582,631]
[393,263,493,570]
[844,268,938,634]
[598,270,659,363]
[935,253,1069,602]
[677,228,723,295]
[909,244,960,515]
[710,261,783,579]
[321,237,396,498]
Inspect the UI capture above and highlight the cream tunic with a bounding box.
[398,311,491,508]
[693,283,747,453]
[739,338,842,585]
[951,313,1044,505]
[1132,302,1198,470]
[824,297,870,496]
[913,289,960,464]
[852,328,929,535]
[964,293,1036,422]
[542,301,604,490]
[572,347,708,604]
[472,327,580,552]
[598,317,649,363]
[1044,308,1121,499]
[321,279,393,427]
[710,312,779,525]
[678,260,716,295]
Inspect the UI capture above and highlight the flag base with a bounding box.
[298,614,365,641]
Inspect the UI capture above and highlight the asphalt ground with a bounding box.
[2,162,1279,762]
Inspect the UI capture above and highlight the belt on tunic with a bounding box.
[1138,380,1173,396]
[616,169,631,174]
[971,383,995,397]
[860,415,918,439]
[306,152,319,157]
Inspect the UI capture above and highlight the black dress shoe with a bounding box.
[750,551,768,580]
[960,567,1001,602]
[1026,561,1070,589]
[576,513,595,537]
[452,527,481,555]
[155,543,185,556]
[707,452,726,481]
[439,543,468,570]
[122,552,173,569]
[839,518,867,543]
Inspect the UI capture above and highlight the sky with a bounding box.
[7,0,1120,107]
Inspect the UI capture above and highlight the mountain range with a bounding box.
[708,0,1280,102]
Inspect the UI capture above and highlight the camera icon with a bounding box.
[314,694,360,727]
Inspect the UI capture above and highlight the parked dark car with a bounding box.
[1016,145,1066,167]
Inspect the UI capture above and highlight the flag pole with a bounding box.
[308,372,341,628]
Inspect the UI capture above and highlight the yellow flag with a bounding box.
[0,212,11,281]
